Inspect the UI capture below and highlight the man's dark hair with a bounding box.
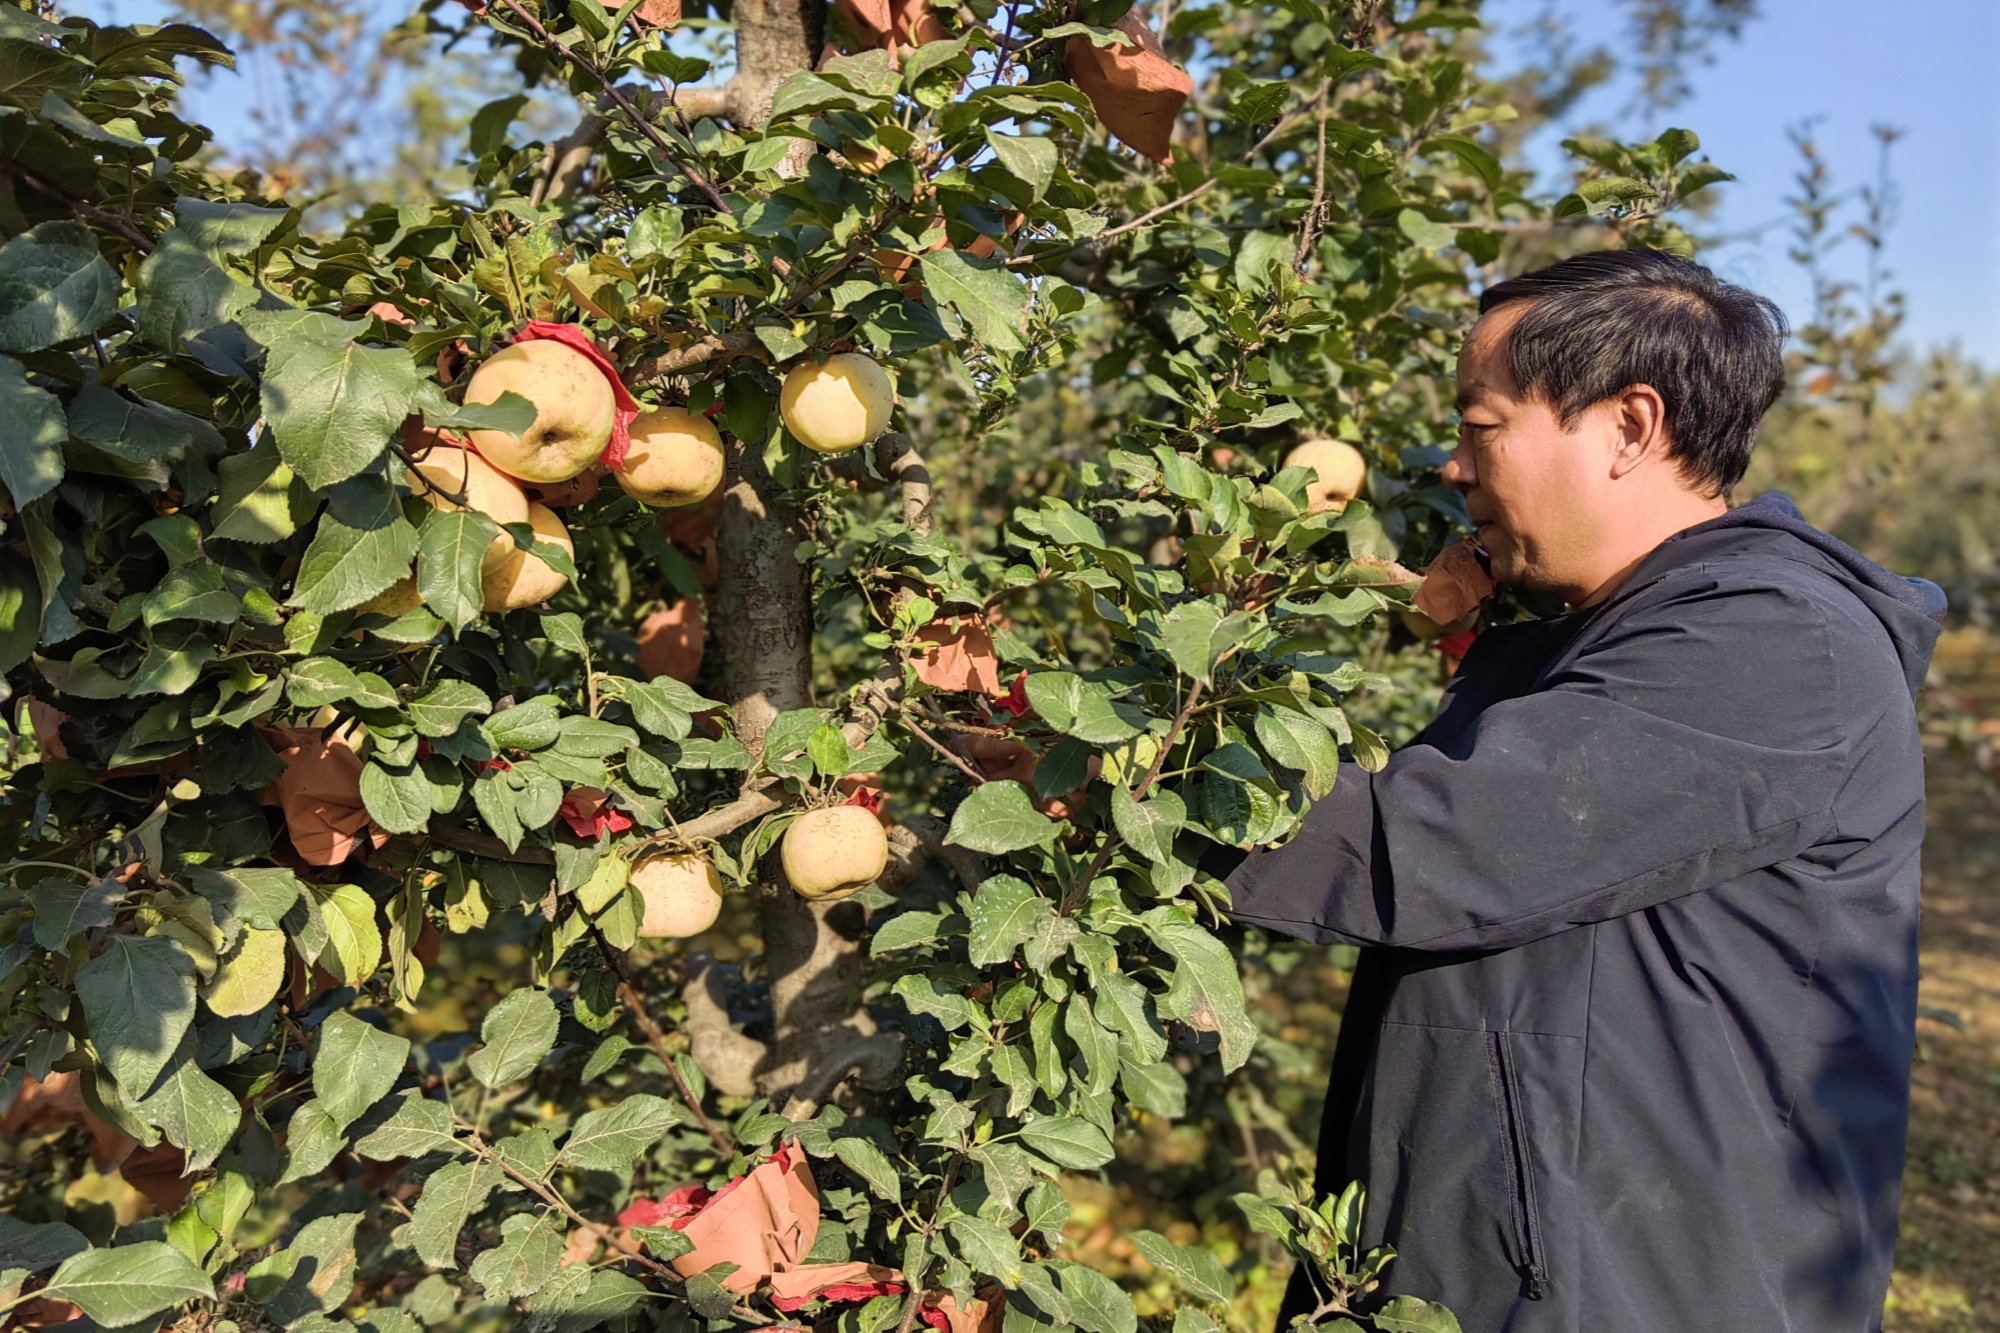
[1478,250,1788,492]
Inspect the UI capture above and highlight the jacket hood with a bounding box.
[1646,491,1946,696]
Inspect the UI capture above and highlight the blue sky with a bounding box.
[101,0,2000,364]
[1490,0,2000,364]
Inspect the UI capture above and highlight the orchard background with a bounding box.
[0,0,1996,1331]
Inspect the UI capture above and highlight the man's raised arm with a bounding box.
[1226,572,1870,953]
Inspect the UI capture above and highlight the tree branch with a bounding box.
[780,1030,903,1120]
[531,109,607,207]
[663,785,783,843]
[426,824,555,865]
[669,85,732,121]
[627,331,763,385]
[902,813,985,895]
[679,953,767,1099]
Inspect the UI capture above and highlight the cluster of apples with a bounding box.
[628,802,890,940]
[385,338,898,618]
[382,335,903,938]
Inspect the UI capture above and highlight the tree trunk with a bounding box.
[709,0,899,1117]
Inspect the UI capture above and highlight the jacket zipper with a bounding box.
[1488,1030,1551,1300]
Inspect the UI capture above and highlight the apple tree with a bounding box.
[0,0,1727,1328]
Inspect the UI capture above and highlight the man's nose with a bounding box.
[1443,438,1477,492]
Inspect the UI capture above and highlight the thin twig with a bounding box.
[1293,77,1334,270]
[0,1016,49,1072]
[1060,678,1204,914]
[0,162,155,255]
[1009,99,1329,270]
[897,706,988,786]
[489,0,733,218]
[618,979,737,1158]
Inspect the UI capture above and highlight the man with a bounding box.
[1227,250,1945,1331]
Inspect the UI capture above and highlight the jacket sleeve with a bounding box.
[1225,576,1858,952]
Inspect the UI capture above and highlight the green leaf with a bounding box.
[947,1215,1024,1286]
[558,1094,682,1175]
[1372,1296,1466,1333]
[0,1217,88,1273]
[0,35,82,111]
[946,781,1058,853]
[355,1093,462,1160]
[966,875,1052,967]
[483,696,562,751]
[1034,737,1093,802]
[1159,602,1255,683]
[1421,134,1502,193]
[0,553,39,673]
[1093,973,1166,1064]
[807,723,854,779]
[37,1242,214,1327]
[0,221,118,352]
[308,882,383,986]
[1143,910,1259,1072]
[0,353,65,507]
[405,1161,505,1268]
[1058,1264,1137,1333]
[260,329,422,489]
[1023,673,1145,743]
[467,988,559,1088]
[1110,786,1184,865]
[136,201,287,347]
[1397,208,1456,250]
[245,1211,360,1324]
[204,926,288,1018]
[869,909,949,955]
[469,1211,565,1301]
[276,1096,346,1176]
[410,679,494,737]
[1130,1230,1234,1304]
[211,434,312,544]
[921,249,1028,353]
[361,760,438,835]
[189,866,301,931]
[289,475,421,614]
[315,1012,411,1131]
[418,508,498,632]
[832,1135,903,1204]
[134,1057,241,1172]
[1019,1116,1114,1170]
[75,935,196,1099]
[893,974,975,1031]
[1230,79,1290,124]
[1118,1057,1186,1118]
[29,874,124,952]
[986,130,1057,201]
[1255,706,1341,799]
[1349,721,1390,773]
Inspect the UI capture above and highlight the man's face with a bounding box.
[1446,304,1616,597]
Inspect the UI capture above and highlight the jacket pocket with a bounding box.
[1487,1030,1551,1300]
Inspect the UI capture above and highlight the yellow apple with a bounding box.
[617,407,726,507]
[464,340,618,484]
[404,446,530,574]
[1284,437,1368,514]
[779,353,895,454]
[781,805,891,901]
[631,853,725,938]
[357,577,423,618]
[481,502,572,612]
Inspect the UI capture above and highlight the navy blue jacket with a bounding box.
[1226,494,1945,1332]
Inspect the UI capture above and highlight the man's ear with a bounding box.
[1608,383,1670,479]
